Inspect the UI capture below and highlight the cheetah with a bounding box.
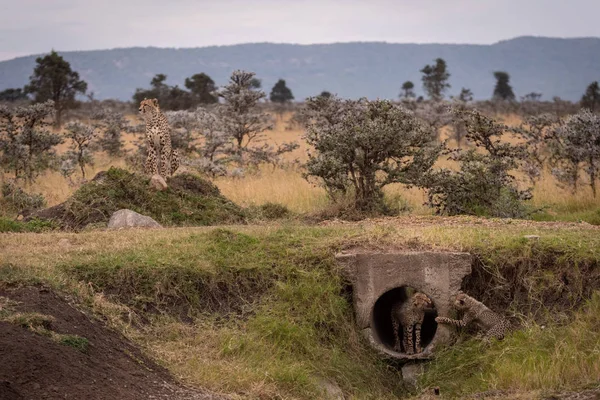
[435,291,511,342]
[138,98,179,177]
[391,292,434,354]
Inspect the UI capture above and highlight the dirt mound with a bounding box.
[0,286,222,400]
[26,168,245,230]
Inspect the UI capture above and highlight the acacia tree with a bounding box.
[216,70,273,159]
[400,81,416,100]
[63,121,96,179]
[24,51,87,127]
[0,88,28,103]
[493,71,515,101]
[0,101,62,183]
[421,58,450,101]
[300,96,441,211]
[581,81,600,112]
[548,109,600,197]
[270,79,294,104]
[184,73,218,104]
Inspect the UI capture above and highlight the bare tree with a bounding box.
[63,121,96,179]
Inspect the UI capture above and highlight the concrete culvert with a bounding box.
[336,250,472,361]
[371,286,438,355]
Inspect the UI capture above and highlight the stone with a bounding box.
[107,209,162,230]
[150,174,168,191]
[523,235,540,240]
[336,250,472,360]
[316,378,344,400]
[401,363,424,389]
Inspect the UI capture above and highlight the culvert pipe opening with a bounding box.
[371,286,438,355]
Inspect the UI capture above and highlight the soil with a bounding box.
[0,286,223,400]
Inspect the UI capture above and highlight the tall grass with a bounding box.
[420,292,600,397]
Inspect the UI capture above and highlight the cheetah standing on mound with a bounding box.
[435,291,511,341]
[138,98,179,177]
[391,292,434,354]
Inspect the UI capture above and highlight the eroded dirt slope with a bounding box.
[0,286,221,400]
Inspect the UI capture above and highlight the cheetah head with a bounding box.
[139,98,159,116]
[412,292,434,310]
[453,291,471,310]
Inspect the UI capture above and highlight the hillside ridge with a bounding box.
[1,36,599,101]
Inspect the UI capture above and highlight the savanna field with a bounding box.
[1,96,600,399]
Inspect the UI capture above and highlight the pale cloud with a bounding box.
[0,0,599,60]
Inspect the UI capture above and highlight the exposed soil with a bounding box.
[0,286,222,400]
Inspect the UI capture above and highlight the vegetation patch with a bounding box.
[28,167,246,230]
[419,292,600,397]
[0,217,58,233]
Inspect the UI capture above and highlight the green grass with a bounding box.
[419,292,600,398]
[31,167,246,230]
[0,217,58,233]
[1,220,600,398]
[58,334,89,352]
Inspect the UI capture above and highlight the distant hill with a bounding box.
[1,36,599,102]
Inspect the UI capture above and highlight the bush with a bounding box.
[300,96,441,212]
[1,182,46,214]
[0,217,57,233]
[421,108,532,218]
[248,202,292,220]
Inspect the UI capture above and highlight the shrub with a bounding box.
[1,182,46,214]
[300,96,440,212]
[547,109,600,197]
[0,101,61,183]
[422,108,532,218]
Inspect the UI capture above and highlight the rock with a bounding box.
[316,378,344,400]
[524,235,540,240]
[150,174,168,191]
[107,209,162,230]
[401,363,424,389]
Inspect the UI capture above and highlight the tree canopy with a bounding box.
[24,50,87,126]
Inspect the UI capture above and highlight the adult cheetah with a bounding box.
[138,98,179,177]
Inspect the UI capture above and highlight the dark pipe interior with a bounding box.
[371,286,438,353]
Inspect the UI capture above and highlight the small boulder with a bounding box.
[107,209,162,229]
[150,174,168,191]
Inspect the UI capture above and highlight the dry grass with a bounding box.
[10,112,596,219]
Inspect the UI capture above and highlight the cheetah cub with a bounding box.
[435,291,511,341]
[391,292,434,354]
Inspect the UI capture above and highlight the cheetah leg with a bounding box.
[145,145,159,175]
[485,325,505,342]
[392,318,402,352]
[159,140,172,177]
[170,149,179,175]
[404,325,414,354]
[414,323,422,353]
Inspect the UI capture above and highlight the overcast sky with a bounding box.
[1,0,599,61]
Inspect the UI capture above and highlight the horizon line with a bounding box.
[2,35,600,63]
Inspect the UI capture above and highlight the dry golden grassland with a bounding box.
[19,112,600,220]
